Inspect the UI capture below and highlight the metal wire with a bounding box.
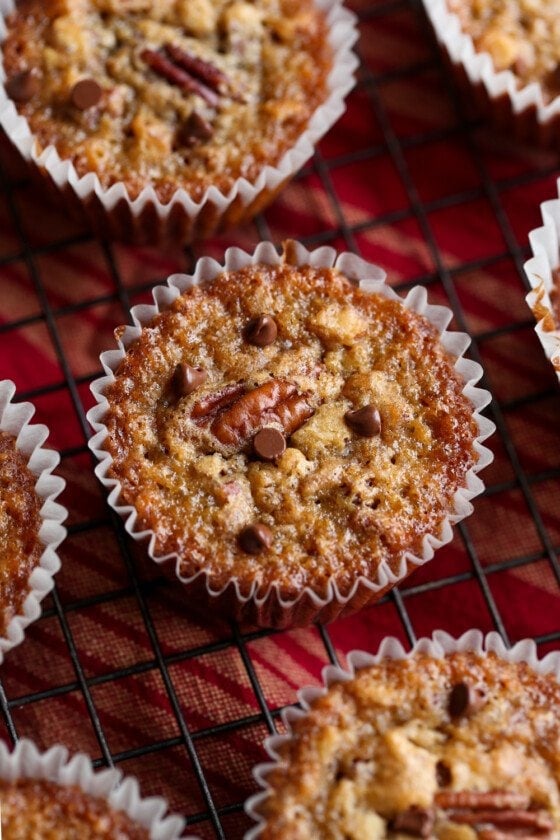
[0,1,559,836]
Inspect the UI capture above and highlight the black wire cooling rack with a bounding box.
[0,0,560,837]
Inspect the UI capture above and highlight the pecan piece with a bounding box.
[141,48,219,107]
[435,792,531,811]
[211,380,297,446]
[191,382,246,421]
[448,811,553,833]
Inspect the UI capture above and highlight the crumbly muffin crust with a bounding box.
[102,251,477,600]
[447,0,560,102]
[2,0,331,202]
[0,430,43,635]
[551,267,560,329]
[258,652,560,839]
[0,778,148,838]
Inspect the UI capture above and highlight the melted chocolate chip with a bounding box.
[71,78,103,110]
[173,363,207,397]
[344,405,381,437]
[6,70,39,103]
[436,760,452,787]
[244,315,278,347]
[179,111,214,147]
[253,427,286,461]
[448,682,487,718]
[238,522,273,554]
[391,806,435,838]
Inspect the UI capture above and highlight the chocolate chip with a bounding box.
[448,682,487,718]
[344,405,381,437]
[238,522,273,554]
[70,78,103,110]
[253,427,286,461]
[436,760,452,787]
[5,70,39,103]
[173,363,207,397]
[391,806,435,838]
[178,110,214,147]
[244,315,278,347]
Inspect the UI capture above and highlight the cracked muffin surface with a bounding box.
[447,0,560,102]
[0,778,149,838]
[0,430,43,636]
[257,651,560,840]
[102,248,477,600]
[2,0,332,202]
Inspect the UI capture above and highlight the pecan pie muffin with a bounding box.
[2,0,333,203]
[447,0,560,102]
[255,650,560,839]
[0,429,44,634]
[92,243,486,626]
[0,778,149,839]
[551,267,560,328]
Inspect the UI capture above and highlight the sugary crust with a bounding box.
[0,778,148,838]
[2,0,331,202]
[102,260,477,601]
[447,0,560,102]
[258,652,560,839]
[0,430,43,635]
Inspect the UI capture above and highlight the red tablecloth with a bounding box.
[0,0,559,837]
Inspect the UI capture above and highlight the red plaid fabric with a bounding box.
[0,1,559,837]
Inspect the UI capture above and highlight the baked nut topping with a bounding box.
[2,0,332,202]
[0,430,43,635]
[0,777,149,838]
[447,0,560,102]
[257,652,560,838]
[102,250,478,600]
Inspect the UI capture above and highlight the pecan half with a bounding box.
[448,811,553,832]
[141,48,219,107]
[191,383,246,421]
[435,792,531,811]
[165,43,227,93]
[206,380,313,446]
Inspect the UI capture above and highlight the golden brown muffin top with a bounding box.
[2,0,332,202]
[0,430,43,635]
[0,778,149,838]
[102,249,477,601]
[447,0,560,102]
[258,651,560,839]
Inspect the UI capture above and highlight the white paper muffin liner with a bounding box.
[87,240,495,629]
[0,738,196,838]
[244,629,560,838]
[524,183,560,384]
[0,379,67,663]
[421,0,560,147]
[0,0,358,245]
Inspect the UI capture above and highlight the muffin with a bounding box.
[0,0,358,243]
[524,192,560,384]
[422,0,560,147]
[88,241,493,628]
[0,738,191,839]
[448,0,560,102]
[248,634,560,839]
[0,379,66,662]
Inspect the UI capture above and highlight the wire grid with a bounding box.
[0,0,560,836]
